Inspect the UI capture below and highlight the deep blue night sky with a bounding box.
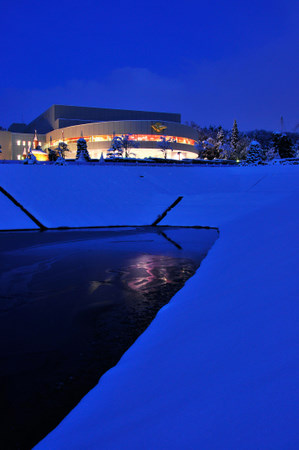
[1,0,298,131]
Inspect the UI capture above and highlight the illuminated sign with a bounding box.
[151,122,167,133]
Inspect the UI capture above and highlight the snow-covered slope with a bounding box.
[0,190,39,230]
[1,164,298,229]
[0,165,178,229]
[35,165,299,449]
[159,165,299,226]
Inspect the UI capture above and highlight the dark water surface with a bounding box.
[0,227,218,449]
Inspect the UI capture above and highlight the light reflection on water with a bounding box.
[122,254,191,292]
[0,226,218,450]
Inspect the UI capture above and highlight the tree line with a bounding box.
[187,120,299,163]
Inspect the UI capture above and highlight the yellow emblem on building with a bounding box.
[151,122,167,133]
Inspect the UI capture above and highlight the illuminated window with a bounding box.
[58,134,196,147]
[27,141,31,146]
[38,141,41,146]
[22,141,26,146]
[17,155,21,160]
[17,140,21,146]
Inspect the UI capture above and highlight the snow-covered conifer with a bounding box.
[272,132,294,159]
[55,156,67,165]
[195,141,204,159]
[216,127,225,146]
[47,147,57,161]
[76,137,90,162]
[231,120,239,151]
[99,152,105,164]
[215,127,230,159]
[24,148,37,164]
[265,146,279,162]
[292,140,299,158]
[202,137,218,160]
[244,140,263,165]
[218,142,232,160]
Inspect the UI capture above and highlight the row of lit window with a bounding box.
[16,140,41,146]
[50,134,196,147]
[91,150,190,159]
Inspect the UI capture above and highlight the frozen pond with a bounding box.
[0,226,218,449]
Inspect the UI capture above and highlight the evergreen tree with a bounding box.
[237,136,251,160]
[265,146,279,162]
[244,140,263,165]
[202,137,218,160]
[216,127,225,146]
[231,119,239,151]
[216,127,229,159]
[292,140,299,158]
[47,147,57,161]
[76,137,90,162]
[55,155,67,165]
[195,140,204,159]
[218,142,232,160]
[99,152,105,164]
[272,132,294,158]
[24,147,37,164]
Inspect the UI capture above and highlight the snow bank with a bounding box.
[0,165,178,229]
[36,166,299,449]
[0,190,38,230]
[159,165,299,226]
[1,164,298,230]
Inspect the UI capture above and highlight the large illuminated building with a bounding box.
[0,105,199,160]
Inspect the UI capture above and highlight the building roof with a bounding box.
[23,105,181,134]
[8,123,27,133]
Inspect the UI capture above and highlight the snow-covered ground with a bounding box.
[1,164,298,448]
[0,190,39,230]
[1,164,298,229]
[0,165,179,229]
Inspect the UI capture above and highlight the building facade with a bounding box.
[0,105,199,160]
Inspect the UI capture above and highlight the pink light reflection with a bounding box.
[122,254,177,293]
